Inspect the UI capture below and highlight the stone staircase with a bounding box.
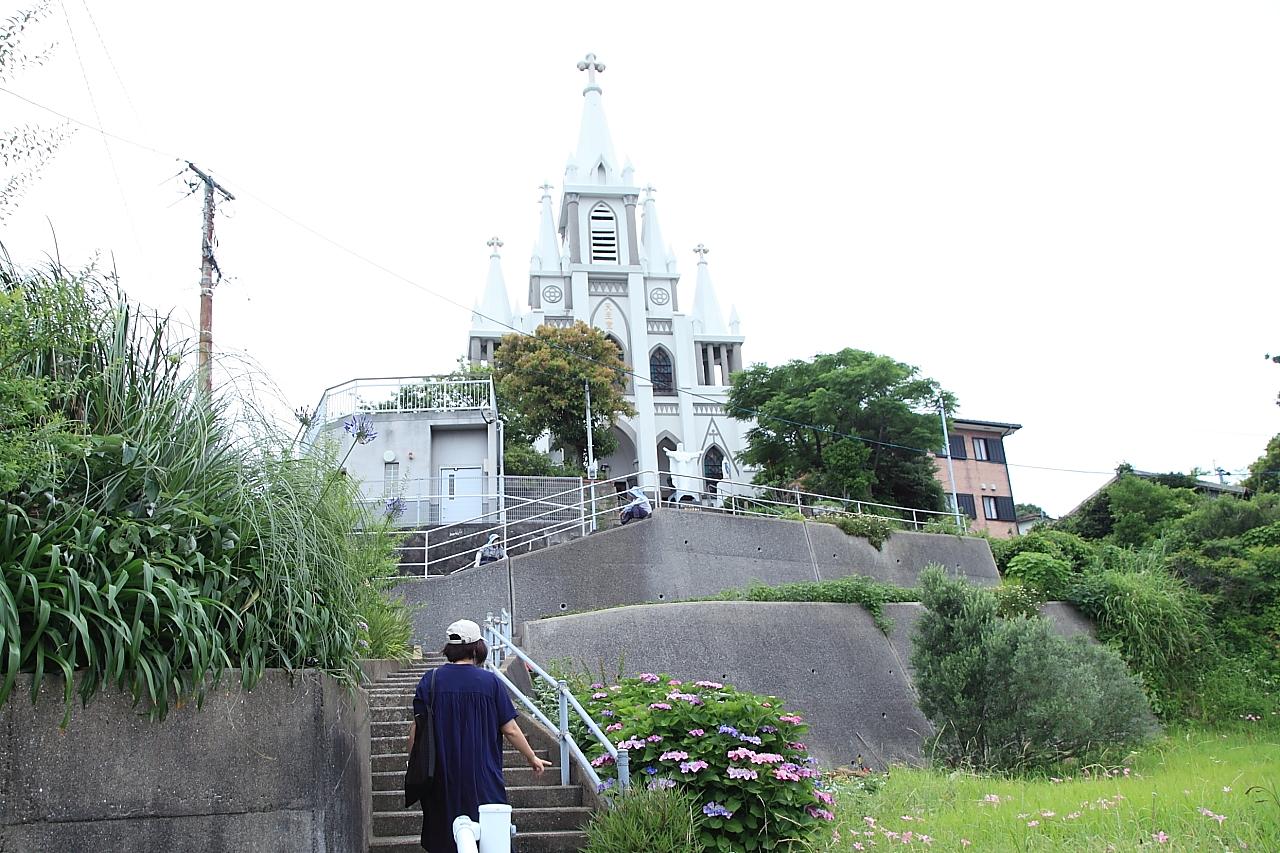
[366,658,592,852]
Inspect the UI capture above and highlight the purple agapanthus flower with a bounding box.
[384,496,406,518]
[343,415,378,445]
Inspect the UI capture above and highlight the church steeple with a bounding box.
[570,53,624,186]
[641,186,674,275]
[690,244,727,335]
[531,184,563,273]
[473,237,513,331]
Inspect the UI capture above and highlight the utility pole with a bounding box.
[938,397,964,533]
[186,161,235,397]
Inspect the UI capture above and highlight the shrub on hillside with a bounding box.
[992,582,1044,619]
[581,675,835,852]
[816,514,895,550]
[583,785,707,853]
[712,575,916,633]
[1070,566,1211,717]
[1005,551,1072,599]
[913,568,1157,770]
[990,528,1094,573]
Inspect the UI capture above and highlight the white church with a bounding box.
[467,54,750,494]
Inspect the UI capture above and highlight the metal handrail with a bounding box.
[482,611,630,793]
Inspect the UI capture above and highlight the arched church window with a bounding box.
[589,203,618,263]
[605,335,631,393]
[650,347,675,395]
[703,445,726,493]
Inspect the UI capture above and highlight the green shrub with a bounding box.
[816,514,895,550]
[1069,566,1211,717]
[1005,551,1072,598]
[992,582,1044,619]
[990,528,1094,573]
[581,675,835,851]
[583,785,707,853]
[712,575,916,633]
[0,257,394,719]
[913,568,1158,771]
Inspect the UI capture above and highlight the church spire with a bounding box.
[474,237,513,331]
[641,185,672,274]
[571,53,623,186]
[690,244,728,335]
[531,183,562,273]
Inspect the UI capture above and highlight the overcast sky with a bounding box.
[3,1,1277,515]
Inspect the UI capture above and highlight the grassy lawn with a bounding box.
[813,727,1279,851]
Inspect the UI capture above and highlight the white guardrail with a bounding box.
[482,610,631,794]
[369,471,965,576]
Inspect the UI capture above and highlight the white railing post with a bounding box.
[477,804,513,853]
[617,747,630,790]
[557,680,571,787]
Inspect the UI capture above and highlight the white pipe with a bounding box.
[453,816,480,853]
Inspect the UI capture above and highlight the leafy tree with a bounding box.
[1,2,75,221]
[1243,433,1280,494]
[493,322,636,471]
[1014,502,1046,518]
[727,348,953,509]
[1057,467,1205,547]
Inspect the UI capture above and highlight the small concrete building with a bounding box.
[302,376,501,526]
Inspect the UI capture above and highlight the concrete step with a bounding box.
[374,806,590,837]
[370,831,587,853]
[368,693,413,708]
[372,706,413,723]
[372,784,581,813]
[372,720,411,739]
[370,751,555,775]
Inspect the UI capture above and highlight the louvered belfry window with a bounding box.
[589,203,618,263]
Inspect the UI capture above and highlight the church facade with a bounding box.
[467,55,751,495]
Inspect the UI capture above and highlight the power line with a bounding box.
[0,87,1226,480]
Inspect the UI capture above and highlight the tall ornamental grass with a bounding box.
[1,256,400,720]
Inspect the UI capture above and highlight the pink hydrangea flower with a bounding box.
[749,752,785,765]
[807,807,835,821]
[774,765,802,781]
[779,714,804,724]
[668,679,683,686]
[726,747,757,761]
[1153,831,1170,844]
[688,728,705,737]
[590,754,614,767]
[646,734,663,743]
[605,723,623,732]
[694,680,724,689]
[649,702,673,710]
[659,750,689,761]
[679,760,709,774]
[592,692,608,699]
[727,766,758,780]
[639,673,660,683]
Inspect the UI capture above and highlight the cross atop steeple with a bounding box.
[693,243,710,263]
[577,53,605,95]
[538,182,554,198]
[487,236,503,256]
[643,184,657,198]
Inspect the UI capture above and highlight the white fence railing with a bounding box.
[372,470,963,576]
[303,376,494,445]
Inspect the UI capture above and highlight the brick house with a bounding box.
[933,419,1022,537]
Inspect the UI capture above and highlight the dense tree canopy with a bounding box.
[1244,433,1280,494]
[493,322,636,471]
[727,348,953,510]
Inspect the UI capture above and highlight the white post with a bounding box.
[558,681,571,787]
[477,804,513,853]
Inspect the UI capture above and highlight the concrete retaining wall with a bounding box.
[0,670,370,853]
[523,600,1098,770]
[396,511,1000,645]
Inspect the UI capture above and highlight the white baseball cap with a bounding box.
[446,619,482,644]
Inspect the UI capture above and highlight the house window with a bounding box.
[383,461,399,498]
[589,203,618,263]
[703,445,726,493]
[983,495,1015,521]
[650,347,674,395]
[942,435,966,460]
[973,437,989,461]
[955,494,977,519]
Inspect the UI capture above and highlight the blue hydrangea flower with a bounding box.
[643,766,657,775]
[718,725,740,737]
[703,801,734,818]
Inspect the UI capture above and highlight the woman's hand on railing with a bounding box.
[528,756,552,776]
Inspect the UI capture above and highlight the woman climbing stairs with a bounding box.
[365,658,592,852]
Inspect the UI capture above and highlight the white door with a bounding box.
[440,466,484,523]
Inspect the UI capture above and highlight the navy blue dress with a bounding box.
[413,663,518,853]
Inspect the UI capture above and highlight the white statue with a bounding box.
[663,443,704,503]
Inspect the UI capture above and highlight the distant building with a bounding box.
[933,419,1022,537]
[1016,511,1052,536]
[1060,468,1247,521]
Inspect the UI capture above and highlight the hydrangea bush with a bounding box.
[579,673,835,852]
